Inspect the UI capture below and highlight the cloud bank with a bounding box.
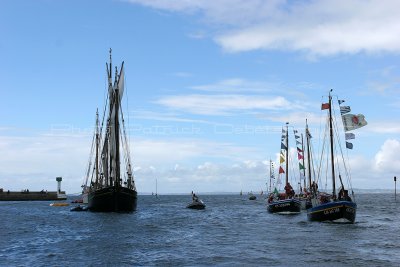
[128,0,400,56]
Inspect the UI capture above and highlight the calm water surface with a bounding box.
[0,193,399,266]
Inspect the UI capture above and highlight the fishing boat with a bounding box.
[187,192,206,210]
[86,49,137,212]
[267,123,301,214]
[248,192,257,200]
[307,90,365,223]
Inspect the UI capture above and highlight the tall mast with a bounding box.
[115,76,120,188]
[306,119,312,190]
[285,122,289,185]
[95,109,99,186]
[269,159,272,193]
[328,90,336,197]
[301,133,306,190]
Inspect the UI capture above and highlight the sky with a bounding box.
[1,0,400,194]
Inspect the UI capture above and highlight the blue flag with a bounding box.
[346,142,353,149]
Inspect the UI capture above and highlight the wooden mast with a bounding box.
[269,159,272,193]
[328,90,336,197]
[115,68,120,188]
[285,122,289,185]
[95,109,99,187]
[306,120,312,190]
[301,133,306,190]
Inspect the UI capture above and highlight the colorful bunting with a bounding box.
[321,103,330,110]
[345,133,355,140]
[306,129,312,138]
[281,143,287,150]
[299,162,305,170]
[340,106,351,115]
[279,166,285,174]
[346,142,353,149]
[342,114,368,132]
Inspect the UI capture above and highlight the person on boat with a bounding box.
[192,193,199,202]
[338,187,352,201]
[284,182,295,198]
[311,181,318,194]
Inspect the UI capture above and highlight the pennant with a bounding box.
[281,142,287,150]
[279,166,285,174]
[346,142,353,149]
[280,155,285,163]
[345,133,355,140]
[342,114,368,131]
[295,135,300,139]
[293,130,298,134]
[274,188,279,195]
[298,153,303,160]
[296,140,301,145]
[282,128,286,133]
[338,100,345,105]
[340,106,351,115]
[321,103,330,110]
[299,162,305,170]
[306,129,312,138]
[297,147,303,153]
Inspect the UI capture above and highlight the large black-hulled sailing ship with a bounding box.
[267,123,301,214]
[87,50,137,212]
[307,90,364,223]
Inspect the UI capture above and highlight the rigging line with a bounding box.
[85,124,97,187]
[316,115,328,187]
[124,68,132,152]
[119,101,133,172]
[331,101,353,189]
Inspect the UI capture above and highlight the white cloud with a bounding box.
[128,0,400,57]
[190,78,277,92]
[373,139,400,172]
[155,94,296,115]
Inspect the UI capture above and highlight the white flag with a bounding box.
[342,114,368,132]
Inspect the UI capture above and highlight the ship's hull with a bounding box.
[267,198,301,214]
[88,187,137,212]
[307,200,356,223]
[186,202,206,210]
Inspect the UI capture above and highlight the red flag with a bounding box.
[298,153,303,160]
[321,103,330,110]
[279,166,285,174]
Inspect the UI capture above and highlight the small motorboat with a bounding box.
[187,192,206,209]
[249,195,257,200]
[70,205,88,212]
[187,199,206,210]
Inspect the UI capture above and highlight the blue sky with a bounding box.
[1,0,400,194]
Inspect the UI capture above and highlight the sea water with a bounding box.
[0,194,399,266]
